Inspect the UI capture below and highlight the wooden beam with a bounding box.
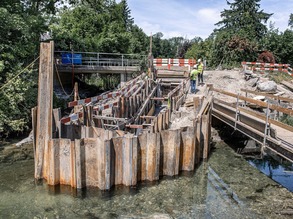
[238,107,293,133]
[212,87,293,116]
[167,83,182,98]
[213,98,293,133]
[125,124,152,129]
[151,97,167,100]
[241,88,293,103]
[134,85,158,123]
[140,115,156,119]
[281,81,293,91]
[93,115,127,122]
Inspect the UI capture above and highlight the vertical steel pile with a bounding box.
[40,124,210,190]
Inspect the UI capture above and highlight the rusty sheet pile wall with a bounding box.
[42,125,205,190]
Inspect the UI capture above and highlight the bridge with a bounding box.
[54,51,146,85]
[33,41,293,191]
[54,51,196,85]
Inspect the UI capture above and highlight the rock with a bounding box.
[247,77,259,87]
[257,81,277,92]
[15,131,33,147]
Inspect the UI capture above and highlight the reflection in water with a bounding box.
[208,167,243,206]
[248,157,293,192]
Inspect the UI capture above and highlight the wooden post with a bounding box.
[202,114,211,160]
[86,105,93,127]
[35,41,54,179]
[129,97,133,117]
[121,97,125,118]
[133,96,137,115]
[74,82,79,113]
[117,97,121,118]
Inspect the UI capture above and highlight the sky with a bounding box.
[121,0,293,39]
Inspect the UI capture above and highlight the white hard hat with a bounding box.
[197,59,201,63]
[193,64,198,68]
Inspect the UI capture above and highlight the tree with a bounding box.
[211,0,272,67]
[186,36,213,64]
[117,0,134,31]
[215,0,272,41]
[289,13,293,28]
[0,0,64,137]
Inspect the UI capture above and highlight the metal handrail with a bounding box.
[54,51,146,67]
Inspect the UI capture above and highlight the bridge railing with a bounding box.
[55,51,147,67]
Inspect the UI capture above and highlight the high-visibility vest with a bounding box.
[190,69,199,80]
[198,63,204,73]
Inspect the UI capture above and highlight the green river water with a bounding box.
[0,142,292,219]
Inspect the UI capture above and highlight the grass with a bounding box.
[268,71,293,84]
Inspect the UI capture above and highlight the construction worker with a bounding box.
[197,58,204,84]
[190,64,199,93]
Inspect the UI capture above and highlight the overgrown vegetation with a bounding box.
[0,0,293,138]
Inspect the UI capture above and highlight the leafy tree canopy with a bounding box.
[215,0,272,41]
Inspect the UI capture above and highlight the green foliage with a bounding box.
[52,1,148,53]
[280,115,293,127]
[0,67,38,137]
[210,0,272,67]
[185,37,214,66]
[215,0,272,41]
[151,34,193,58]
[0,0,60,138]
[262,27,293,66]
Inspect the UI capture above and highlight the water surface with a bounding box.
[0,142,292,219]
